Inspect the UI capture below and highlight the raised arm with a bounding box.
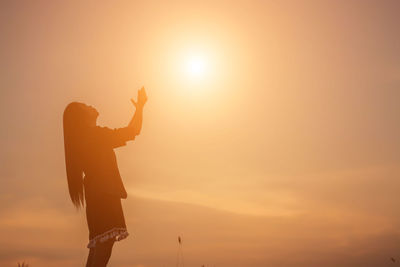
[128,87,148,136]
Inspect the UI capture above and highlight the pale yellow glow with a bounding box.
[159,38,228,96]
[185,53,207,79]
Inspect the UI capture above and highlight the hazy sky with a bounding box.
[1,1,400,266]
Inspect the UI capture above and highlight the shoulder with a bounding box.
[92,126,128,148]
[85,126,115,143]
[91,126,117,136]
[94,126,113,131]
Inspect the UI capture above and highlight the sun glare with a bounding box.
[164,39,227,95]
[185,54,207,79]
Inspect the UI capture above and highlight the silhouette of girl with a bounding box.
[63,88,147,267]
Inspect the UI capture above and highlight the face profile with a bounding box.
[83,104,99,126]
[63,102,99,129]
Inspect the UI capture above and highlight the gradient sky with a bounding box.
[1,1,400,266]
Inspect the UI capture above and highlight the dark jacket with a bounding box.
[82,126,135,199]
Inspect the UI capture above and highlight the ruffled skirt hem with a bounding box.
[87,227,129,248]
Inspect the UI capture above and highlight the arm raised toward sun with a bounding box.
[128,87,148,136]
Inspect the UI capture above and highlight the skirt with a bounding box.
[84,185,129,249]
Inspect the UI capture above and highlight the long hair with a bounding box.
[63,102,90,209]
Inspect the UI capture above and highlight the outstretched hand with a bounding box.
[131,87,148,109]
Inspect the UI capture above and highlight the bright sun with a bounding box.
[164,41,224,92]
[185,54,207,79]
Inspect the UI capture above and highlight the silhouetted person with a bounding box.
[63,87,148,267]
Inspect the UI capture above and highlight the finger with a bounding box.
[130,98,137,107]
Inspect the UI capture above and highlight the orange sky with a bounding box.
[1,1,400,266]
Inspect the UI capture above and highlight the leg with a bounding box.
[85,248,95,267]
[91,239,115,267]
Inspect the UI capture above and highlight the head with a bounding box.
[63,102,98,208]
